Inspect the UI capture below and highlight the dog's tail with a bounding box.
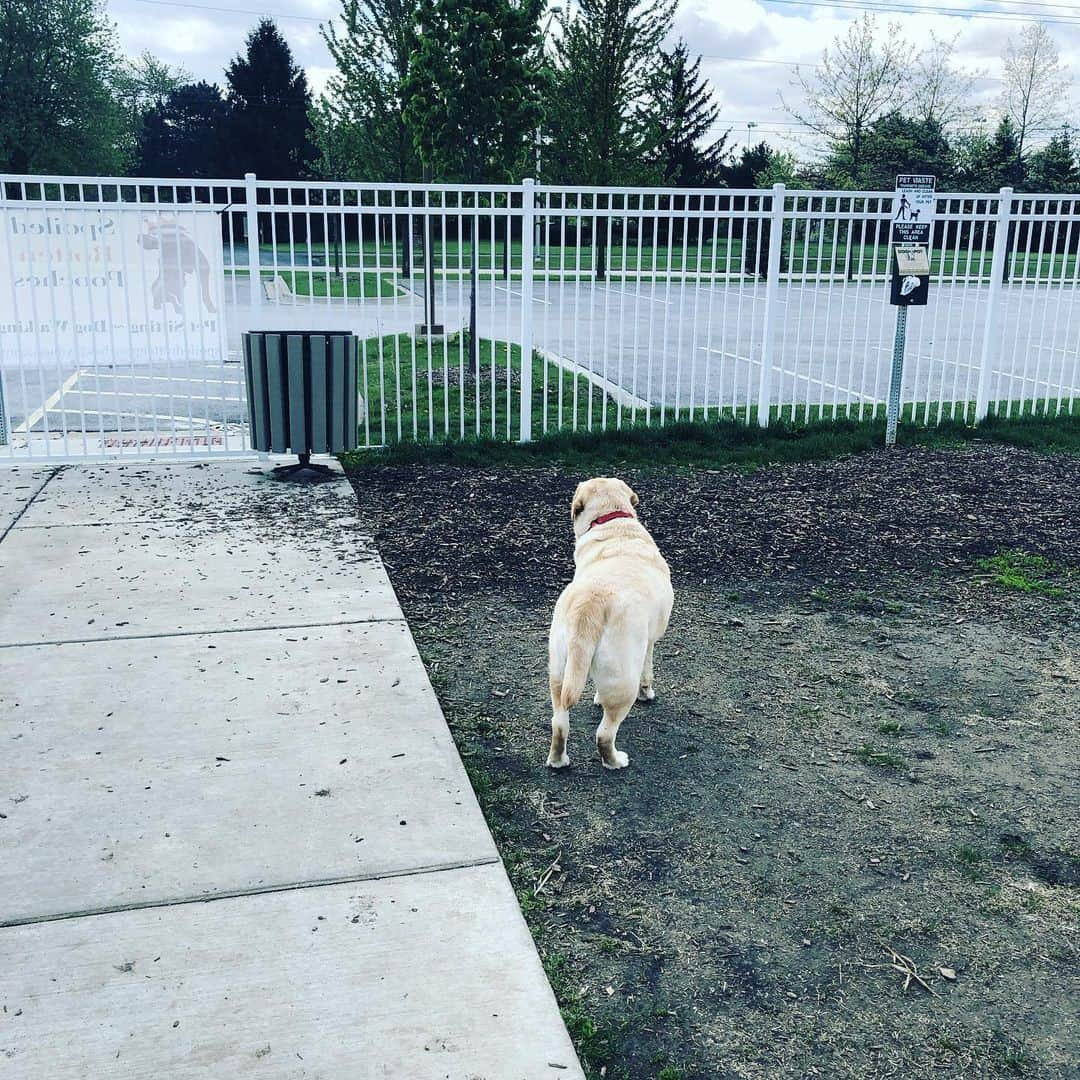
[557,594,607,711]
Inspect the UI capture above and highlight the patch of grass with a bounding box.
[855,745,905,770]
[877,721,905,737]
[657,1066,687,1080]
[343,411,1080,472]
[542,951,623,1079]
[976,551,1067,598]
[274,268,399,299]
[597,934,621,955]
[999,1044,1032,1075]
[351,333,616,447]
[956,845,986,880]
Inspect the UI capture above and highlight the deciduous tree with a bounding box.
[1001,23,1071,163]
[547,0,675,185]
[0,0,127,173]
[318,0,419,181]
[784,14,911,186]
[135,82,230,178]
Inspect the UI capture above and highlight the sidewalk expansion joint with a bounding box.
[0,465,64,546]
[0,856,503,929]
[0,615,409,650]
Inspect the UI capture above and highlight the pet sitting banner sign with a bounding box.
[0,206,227,364]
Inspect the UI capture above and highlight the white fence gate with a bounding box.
[1,174,1078,460]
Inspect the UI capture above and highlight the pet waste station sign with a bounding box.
[885,174,936,446]
[0,207,227,364]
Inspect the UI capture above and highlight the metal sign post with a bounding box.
[886,174,936,446]
[886,307,908,447]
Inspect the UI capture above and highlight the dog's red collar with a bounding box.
[588,510,636,530]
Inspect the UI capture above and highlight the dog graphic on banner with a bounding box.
[138,215,218,315]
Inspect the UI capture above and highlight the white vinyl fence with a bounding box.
[1,174,1078,460]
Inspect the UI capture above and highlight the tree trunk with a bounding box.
[400,215,412,278]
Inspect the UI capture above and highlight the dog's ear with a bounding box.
[571,491,586,520]
[627,485,640,507]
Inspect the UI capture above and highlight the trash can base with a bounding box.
[271,453,338,483]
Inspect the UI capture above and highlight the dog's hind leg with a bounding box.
[546,675,571,769]
[638,642,656,702]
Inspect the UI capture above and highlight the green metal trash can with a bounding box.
[243,330,359,474]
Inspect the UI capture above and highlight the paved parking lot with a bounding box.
[3,276,1077,453]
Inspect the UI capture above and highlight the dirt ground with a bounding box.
[347,444,1079,1080]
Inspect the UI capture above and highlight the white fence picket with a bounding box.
[0,173,1078,461]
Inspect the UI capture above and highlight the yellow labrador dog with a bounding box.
[546,477,673,770]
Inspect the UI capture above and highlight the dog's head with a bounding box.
[570,476,639,537]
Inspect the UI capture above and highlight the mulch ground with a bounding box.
[353,443,1078,605]
[347,443,1079,1080]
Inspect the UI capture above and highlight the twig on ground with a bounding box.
[867,945,940,996]
[535,851,563,896]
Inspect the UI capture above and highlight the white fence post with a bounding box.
[756,183,786,428]
[245,172,262,309]
[519,177,535,442]
[975,186,1013,422]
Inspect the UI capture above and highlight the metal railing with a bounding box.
[1,174,1078,459]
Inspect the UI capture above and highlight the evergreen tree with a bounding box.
[1026,127,1079,192]
[650,40,729,187]
[403,0,544,370]
[825,111,952,190]
[720,142,775,189]
[224,19,316,178]
[952,119,1025,190]
[988,116,1026,189]
[135,82,230,178]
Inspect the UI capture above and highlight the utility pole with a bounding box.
[534,6,562,258]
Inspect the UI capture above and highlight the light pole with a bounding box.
[747,121,757,152]
[534,5,562,256]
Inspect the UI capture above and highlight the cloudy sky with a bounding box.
[109,0,1080,157]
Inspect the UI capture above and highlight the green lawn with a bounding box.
[275,269,400,299]
[248,239,1080,285]
[343,410,1080,472]
[349,333,1079,452]
[356,333,616,445]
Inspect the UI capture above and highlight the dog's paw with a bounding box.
[637,685,655,702]
[546,751,571,769]
[593,692,602,706]
[601,750,630,770]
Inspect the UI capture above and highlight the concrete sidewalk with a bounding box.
[0,460,582,1078]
